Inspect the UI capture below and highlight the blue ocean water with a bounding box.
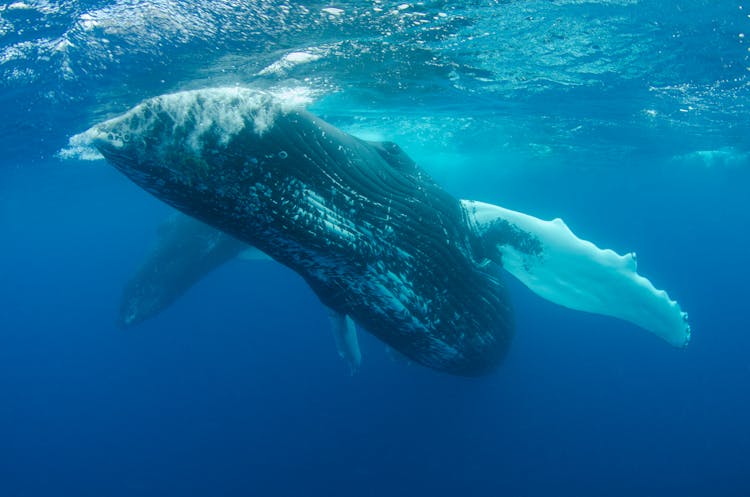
[1,1,749,496]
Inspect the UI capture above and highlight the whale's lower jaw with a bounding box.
[92,95,513,375]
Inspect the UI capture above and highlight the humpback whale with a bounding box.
[74,87,690,375]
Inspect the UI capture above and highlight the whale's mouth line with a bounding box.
[92,141,128,167]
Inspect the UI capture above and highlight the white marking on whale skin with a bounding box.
[253,200,454,367]
[463,199,691,348]
[302,189,358,242]
[269,198,454,361]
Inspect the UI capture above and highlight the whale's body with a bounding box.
[78,87,690,375]
[90,89,513,375]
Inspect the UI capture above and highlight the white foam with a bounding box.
[673,147,749,169]
[257,50,324,76]
[464,200,691,348]
[321,7,344,16]
[57,130,105,161]
[149,88,277,150]
[8,2,32,10]
[60,87,315,159]
[267,85,316,110]
[78,13,100,31]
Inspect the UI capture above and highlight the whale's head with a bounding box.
[86,88,315,229]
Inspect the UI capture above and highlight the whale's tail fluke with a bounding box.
[462,200,691,348]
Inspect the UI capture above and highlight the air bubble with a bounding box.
[279,150,288,159]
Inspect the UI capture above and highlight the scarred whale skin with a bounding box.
[89,88,513,376]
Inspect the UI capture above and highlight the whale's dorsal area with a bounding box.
[73,87,690,375]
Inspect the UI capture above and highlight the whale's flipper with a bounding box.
[463,200,691,347]
[119,213,247,327]
[237,246,272,261]
[326,307,362,375]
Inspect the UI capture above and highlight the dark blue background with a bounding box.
[2,153,748,496]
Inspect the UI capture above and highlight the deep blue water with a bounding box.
[2,1,749,496]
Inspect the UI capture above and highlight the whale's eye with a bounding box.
[278,150,288,159]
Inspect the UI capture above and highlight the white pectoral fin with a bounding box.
[462,200,691,347]
[326,307,362,374]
